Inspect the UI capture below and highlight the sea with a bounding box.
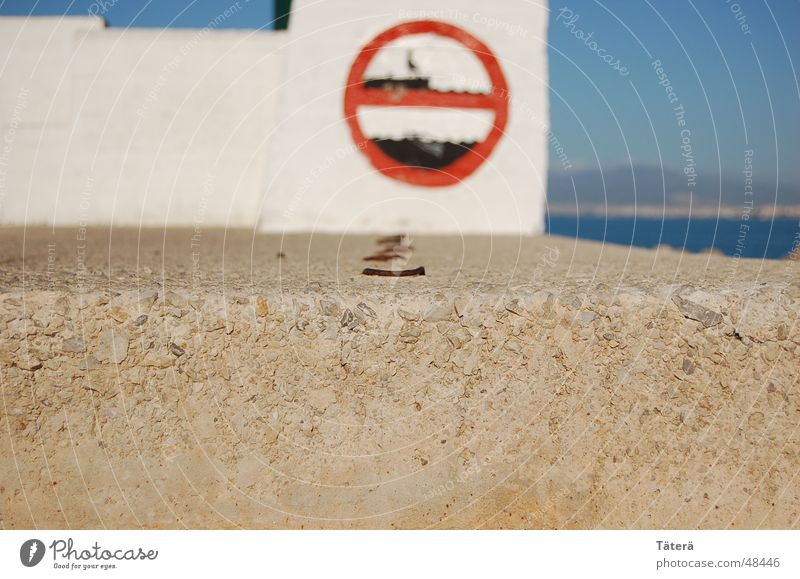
[546,216,800,260]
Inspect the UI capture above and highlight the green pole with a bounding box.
[275,0,291,30]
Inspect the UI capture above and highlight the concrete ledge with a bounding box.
[1,228,798,528]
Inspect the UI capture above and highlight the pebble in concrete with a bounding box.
[94,330,129,364]
[672,294,723,328]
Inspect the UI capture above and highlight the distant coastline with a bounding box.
[547,204,800,220]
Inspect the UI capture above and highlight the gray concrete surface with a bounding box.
[1,227,798,528]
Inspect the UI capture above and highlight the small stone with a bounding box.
[61,337,87,353]
[356,302,377,319]
[340,309,354,327]
[205,318,225,332]
[448,327,472,349]
[137,291,158,312]
[169,342,185,357]
[504,339,522,354]
[46,320,66,337]
[164,290,188,309]
[95,330,129,364]
[133,314,148,326]
[108,306,129,323]
[423,301,452,322]
[16,356,42,371]
[192,382,204,393]
[436,321,455,335]
[399,324,422,343]
[505,299,527,318]
[319,299,340,317]
[255,296,270,317]
[352,304,375,325]
[397,308,420,321]
[78,355,100,371]
[462,349,480,376]
[672,294,723,328]
[682,357,695,375]
[433,348,450,366]
[143,351,172,368]
[399,325,421,338]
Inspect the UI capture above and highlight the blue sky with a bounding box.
[0,0,277,29]
[2,0,799,197]
[547,0,800,199]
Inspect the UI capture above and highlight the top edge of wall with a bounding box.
[0,15,106,26]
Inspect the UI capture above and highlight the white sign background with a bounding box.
[259,0,550,235]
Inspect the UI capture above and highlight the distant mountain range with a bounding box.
[547,165,800,216]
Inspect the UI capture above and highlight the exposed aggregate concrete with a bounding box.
[1,227,798,529]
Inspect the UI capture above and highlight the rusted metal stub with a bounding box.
[362,233,423,275]
[363,253,404,262]
[362,266,426,277]
[363,233,414,262]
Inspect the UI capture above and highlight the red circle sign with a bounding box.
[344,20,509,187]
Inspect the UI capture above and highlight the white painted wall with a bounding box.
[0,16,286,227]
[260,0,549,235]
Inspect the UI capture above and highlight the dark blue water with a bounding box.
[546,216,800,259]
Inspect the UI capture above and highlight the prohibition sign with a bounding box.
[344,20,509,187]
